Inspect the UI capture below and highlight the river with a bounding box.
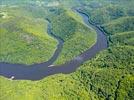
[0,9,108,80]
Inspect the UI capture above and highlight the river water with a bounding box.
[0,9,108,80]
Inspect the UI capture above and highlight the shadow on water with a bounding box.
[0,9,108,80]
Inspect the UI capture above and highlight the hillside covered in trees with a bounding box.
[0,0,134,100]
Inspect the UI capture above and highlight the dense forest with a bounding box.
[0,0,134,100]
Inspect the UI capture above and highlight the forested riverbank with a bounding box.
[0,0,133,100]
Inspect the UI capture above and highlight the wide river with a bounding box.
[0,9,108,80]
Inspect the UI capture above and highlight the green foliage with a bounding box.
[55,31,96,65]
[51,12,77,40]
[0,0,134,100]
[76,66,130,100]
[0,75,91,100]
[84,5,127,24]
[89,46,134,70]
[116,75,134,100]
[50,10,97,65]
[102,16,134,35]
[73,1,134,99]
[110,31,134,46]
[82,2,134,25]
[0,7,57,64]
